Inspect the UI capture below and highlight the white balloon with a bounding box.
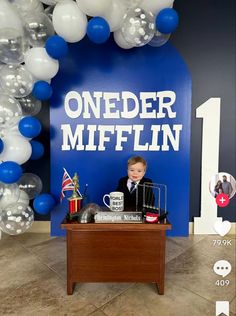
[0,134,32,165]
[141,0,174,15]
[76,0,112,17]
[0,0,24,34]
[102,0,126,32]
[24,47,59,81]
[53,0,87,43]
[113,29,134,49]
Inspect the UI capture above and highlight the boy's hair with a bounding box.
[128,156,147,170]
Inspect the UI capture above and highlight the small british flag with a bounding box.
[60,168,81,202]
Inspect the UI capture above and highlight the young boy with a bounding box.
[116,156,153,211]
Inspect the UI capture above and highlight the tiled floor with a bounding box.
[0,233,235,316]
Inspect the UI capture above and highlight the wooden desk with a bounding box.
[61,219,171,295]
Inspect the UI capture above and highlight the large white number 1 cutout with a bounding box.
[194,98,222,234]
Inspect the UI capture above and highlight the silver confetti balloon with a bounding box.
[40,0,61,5]
[0,121,21,138]
[148,30,170,47]
[44,5,55,21]
[17,94,42,116]
[0,182,20,211]
[24,12,55,47]
[121,7,155,47]
[121,0,142,9]
[0,203,34,235]
[0,94,22,129]
[0,64,34,98]
[0,28,29,64]
[10,0,44,17]
[17,173,43,200]
[17,190,30,208]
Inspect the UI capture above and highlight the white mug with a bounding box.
[103,191,124,212]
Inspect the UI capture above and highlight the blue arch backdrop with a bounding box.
[50,37,191,236]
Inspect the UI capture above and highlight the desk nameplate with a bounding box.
[94,211,142,223]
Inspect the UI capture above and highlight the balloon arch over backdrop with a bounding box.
[0,0,179,235]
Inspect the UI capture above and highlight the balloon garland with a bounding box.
[0,0,179,235]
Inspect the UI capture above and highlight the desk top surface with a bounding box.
[61,218,172,231]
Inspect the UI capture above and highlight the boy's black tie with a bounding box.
[130,181,136,193]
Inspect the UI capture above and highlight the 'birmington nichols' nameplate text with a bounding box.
[94,212,142,223]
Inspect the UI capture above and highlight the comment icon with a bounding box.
[213,260,231,278]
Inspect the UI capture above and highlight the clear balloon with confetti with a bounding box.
[121,7,155,47]
[17,94,42,116]
[0,94,22,129]
[148,30,170,47]
[0,182,20,211]
[24,12,55,47]
[0,202,34,235]
[0,28,29,64]
[17,173,43,199]
[0,64,34,98]
[10,0,44,17]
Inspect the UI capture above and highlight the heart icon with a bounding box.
[214,220,231,236]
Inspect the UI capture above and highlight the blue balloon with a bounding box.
[19,116,42,138]
[45,35,68,59]
[0,161,23,184]
[0,138,4,154]
[33,193,56,215]
[30,140,44,160]
[32,81,53,101]
[156,8,179,34]
[87,17,110,44]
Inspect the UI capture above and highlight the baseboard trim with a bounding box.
[28,221,51,233]
[27,221,236,235]
[188,222,236,235]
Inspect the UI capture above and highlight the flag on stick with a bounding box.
[60,168,82,202]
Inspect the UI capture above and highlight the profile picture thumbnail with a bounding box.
[209,172,236,199]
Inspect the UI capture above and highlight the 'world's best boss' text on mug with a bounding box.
[103,191,124,212]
